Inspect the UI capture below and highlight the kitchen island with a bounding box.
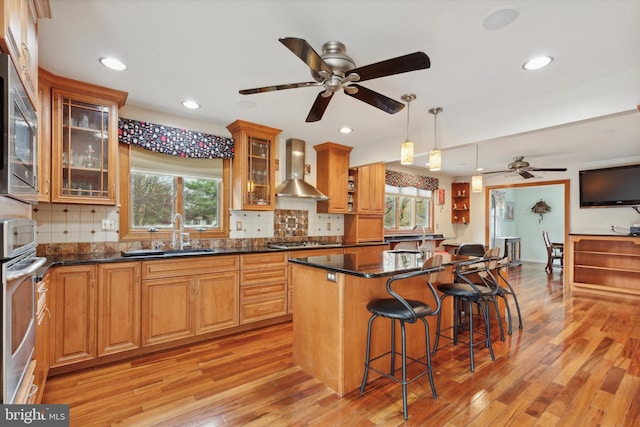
[289,250,474,396]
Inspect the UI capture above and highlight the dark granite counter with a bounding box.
[288,251,472,279]
[41,242,388,269]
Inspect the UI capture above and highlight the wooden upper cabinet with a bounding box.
[44,72,127,205]
[227,120,281,211]
[354,162,385,215]
[37,70,52,201]
[314,142,352,214]
[0,0,51,108]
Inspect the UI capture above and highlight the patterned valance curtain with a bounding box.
[385,170,439,191]
[118,117,234,159]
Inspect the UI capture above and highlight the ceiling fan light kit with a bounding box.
[400,94,416,165]
[239,37,430,122]
[428,107,443,171]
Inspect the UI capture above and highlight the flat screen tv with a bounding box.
[579,164,640,208]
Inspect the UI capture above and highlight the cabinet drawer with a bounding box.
[240,282,286,300]
[142,255,239,279]
[241,252,287,269]
[240,296,287,324]
[241,267,287,285]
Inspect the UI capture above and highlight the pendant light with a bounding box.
[428,107,442,171]
[472,144,484,192]
[400,94,416,165]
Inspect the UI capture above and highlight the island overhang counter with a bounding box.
[288,250,476,396]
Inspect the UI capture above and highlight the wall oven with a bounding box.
[1,218,45,403]
[0,53,38,204]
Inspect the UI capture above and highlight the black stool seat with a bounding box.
[367,299,434,321]
[436,282,494,298]
[360,255,444,420]
[433,250,502,372]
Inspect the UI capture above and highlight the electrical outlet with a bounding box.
[610,225,616,231]
[326,272,337,282]
[101,219,115,230]
[236,221,243,231]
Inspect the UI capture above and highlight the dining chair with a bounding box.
[542,230,564,272]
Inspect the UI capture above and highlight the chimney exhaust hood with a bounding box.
[275,138,328,200]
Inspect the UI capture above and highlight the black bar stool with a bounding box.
[433,252,501,372]
[359,255,444,420]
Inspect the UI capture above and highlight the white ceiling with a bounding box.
[38,0,640,178]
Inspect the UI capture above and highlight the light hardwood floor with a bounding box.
[42,262,640,426]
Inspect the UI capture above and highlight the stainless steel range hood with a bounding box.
[275,138,328,200]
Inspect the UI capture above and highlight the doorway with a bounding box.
[484,179,570,264]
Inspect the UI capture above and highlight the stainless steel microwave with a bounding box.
[0,54,38,204]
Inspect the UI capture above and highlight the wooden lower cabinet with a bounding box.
[568,235,640,298]
[50,265,97,367]
[97,262,141,356]
[141,256,239,346]
[50,262,141,368]
[240,252,287,323]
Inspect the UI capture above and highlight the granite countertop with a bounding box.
[41,242,388,269]
[289,251,475,279]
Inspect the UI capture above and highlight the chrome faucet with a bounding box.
[172,213,190,250]
[413,225,426,248]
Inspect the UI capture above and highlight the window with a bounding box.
[119,145,230,240]
[384,185,433,232]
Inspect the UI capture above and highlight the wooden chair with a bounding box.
[542,230,564,272]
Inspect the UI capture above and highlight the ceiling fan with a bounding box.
[239,37,430,122]
[483,156,567,179]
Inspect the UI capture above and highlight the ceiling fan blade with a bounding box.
[519,170,535,179]
[279,37,333,75]
[306,92,334,122]
[530,167,568,172]
[344,84,405,114]
[482,170,512,175]
[239,81,320,95]
[346,52,430,82]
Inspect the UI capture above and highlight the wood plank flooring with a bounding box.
[42,262,640,426]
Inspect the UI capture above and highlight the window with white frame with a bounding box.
[384,185,433,231]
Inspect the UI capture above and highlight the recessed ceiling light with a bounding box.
[181,100,200,109]
[482,7,519,30]
[339,127,353,134]
[523,56,553,70]
[99,57,127,71]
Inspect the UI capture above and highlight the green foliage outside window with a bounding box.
[131,172,219,229]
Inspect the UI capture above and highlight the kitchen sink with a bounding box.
[121,248,217,257]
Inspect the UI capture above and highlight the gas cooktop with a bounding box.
[268,241,342,250]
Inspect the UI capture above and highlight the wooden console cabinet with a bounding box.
[568,235,640,298]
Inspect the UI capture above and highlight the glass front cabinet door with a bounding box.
[51,89,120,204]
[227,120,282,210]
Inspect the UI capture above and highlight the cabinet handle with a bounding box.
[258,307,270,312]
[21,43,30,71]
[28,384,38,397]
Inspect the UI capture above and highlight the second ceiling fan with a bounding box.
[483,156,567,179]
[239,37,431,122]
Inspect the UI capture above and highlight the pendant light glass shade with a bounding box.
[472,174,483,192]
[401,140,414,165]
[429,149,442,171]
[428,107,443,171]
[400,94,416,165]
[472,144,483,192]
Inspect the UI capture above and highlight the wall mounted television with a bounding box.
[579,164,640,208]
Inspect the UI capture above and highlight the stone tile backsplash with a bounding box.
[35,198,344,254]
